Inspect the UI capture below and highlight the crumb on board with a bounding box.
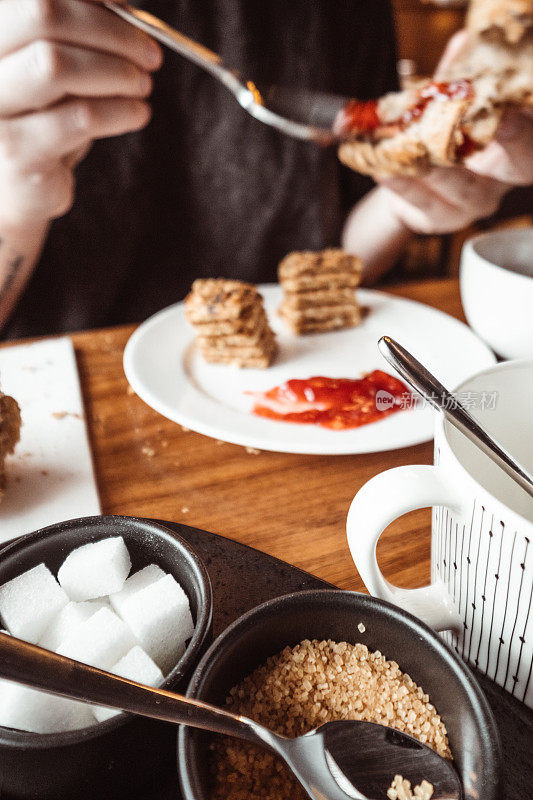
[41,470,48,476]
[181,506,190,514]
[357,622,366,633]
[141,446,155,457]
[51,411,82,421]
[216,440,225,446]
[181,426,190,433]
[126,385,135,395]
[245,447,261,455]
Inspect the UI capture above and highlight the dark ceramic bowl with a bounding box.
[179,590,502,800]
[0,515,212,800]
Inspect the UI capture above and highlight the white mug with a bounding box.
[347,359,533,708]
[460,228,533,360]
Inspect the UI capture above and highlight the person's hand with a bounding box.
[436,28,533,187]
[465,108,533,186]
[344,28,531,283]
[379,166,510,236]
[0,0,163,231]
[382,23,532,236]
[342,166,510,284]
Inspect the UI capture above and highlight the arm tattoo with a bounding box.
[2,257,24,299]
[0,224,48,330]
[0,237,25,298]
[0,236,28,326]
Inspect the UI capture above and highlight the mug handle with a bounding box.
[347,465,462,632]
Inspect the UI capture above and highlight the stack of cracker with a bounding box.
[278,249,362,334]
[185,279,276,368]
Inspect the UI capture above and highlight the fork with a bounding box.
[104,2,349,144]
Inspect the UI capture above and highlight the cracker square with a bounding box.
[278,250,362,282]
[281,309,361,335]
[200,332,277,368]
[196,315,269,348]
[280,272,361,292]
[185,279,261,323]
[280,287,357,311]
[189,304,267,336]
[199,327,275,357]
[279,300,360,322]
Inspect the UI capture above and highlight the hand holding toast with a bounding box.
[339,0,533,181]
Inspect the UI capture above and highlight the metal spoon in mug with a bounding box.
[378,336,533,501]
[0,633,462,800]
[104,2,350,145]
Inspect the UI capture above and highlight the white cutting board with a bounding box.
[0,337,101,543]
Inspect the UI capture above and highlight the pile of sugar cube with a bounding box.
[0,536,194,733]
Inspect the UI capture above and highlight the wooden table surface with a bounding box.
[70,278,466,595]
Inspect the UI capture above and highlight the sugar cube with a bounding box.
[0,564,69,644]
[58,537,131,601]
[0,680,94,733]
[92,645,164,723]
[110,564,165,618]
[87,598,111,611]
[115,574,194,674]
[113,645,164,686]
[56,607,136,670]
[39,599,108,651]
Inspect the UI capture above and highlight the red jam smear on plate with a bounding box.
[248,370,410,430]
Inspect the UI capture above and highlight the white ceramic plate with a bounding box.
[123,286,496,455]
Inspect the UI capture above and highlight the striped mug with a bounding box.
[347,359,533,708]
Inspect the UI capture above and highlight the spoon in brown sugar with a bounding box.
[0,633,462,799]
